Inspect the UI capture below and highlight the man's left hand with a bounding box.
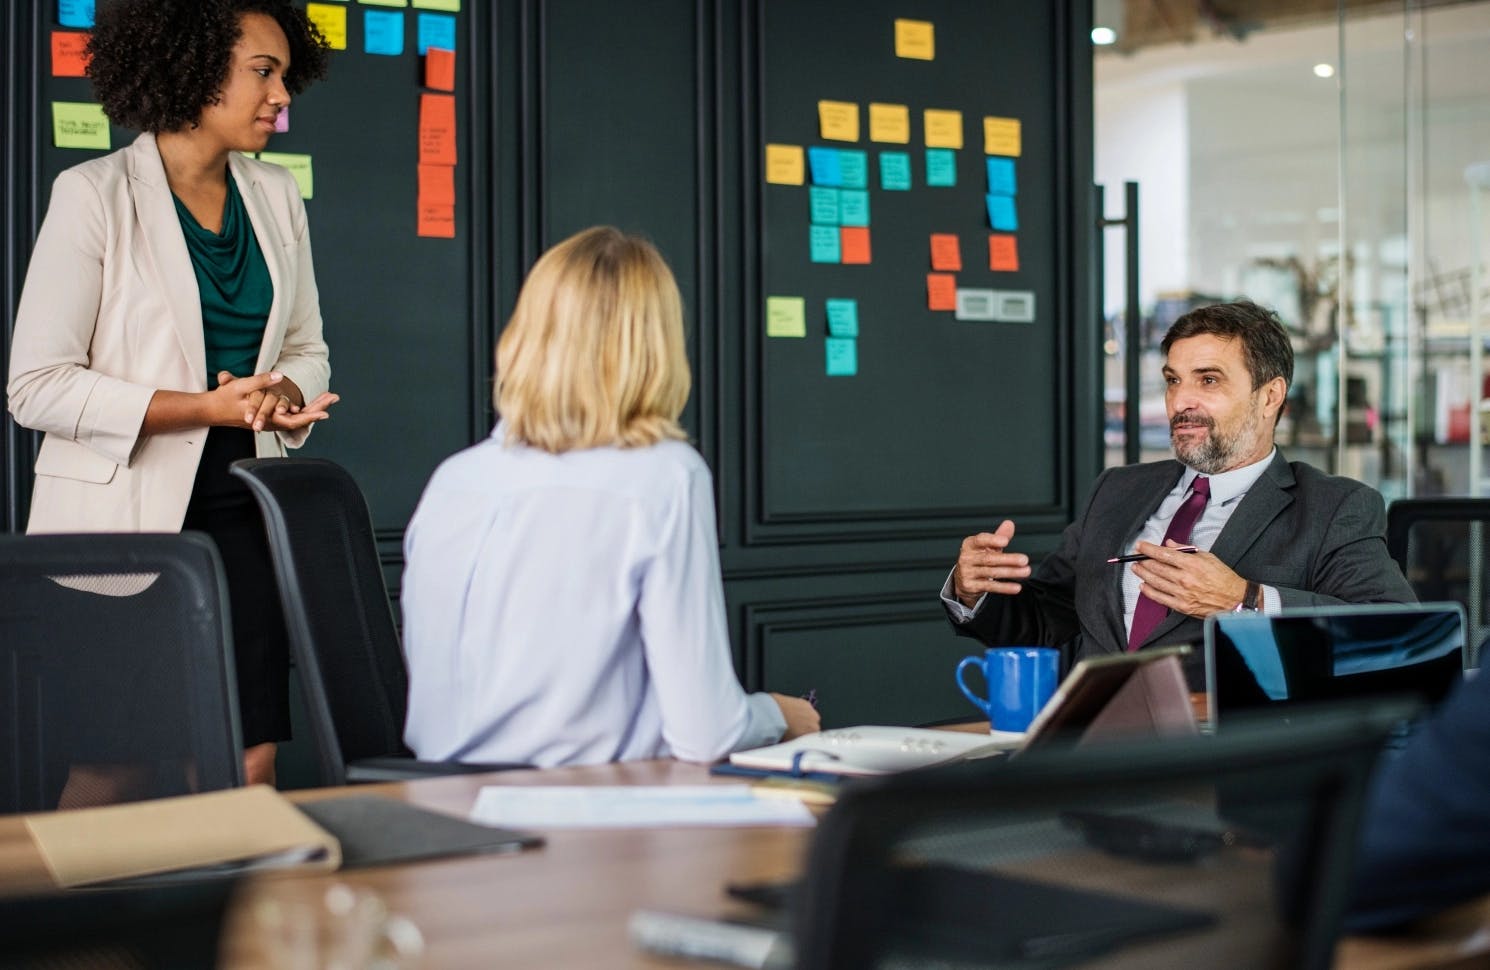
[1130,539,1248,618]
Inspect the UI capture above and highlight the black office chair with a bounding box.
[0,533,243,813]
[229,457,527,785]
[1387,496,1490,667]
[792,701,1416,970]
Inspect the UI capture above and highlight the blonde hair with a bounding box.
[495,227,691,453]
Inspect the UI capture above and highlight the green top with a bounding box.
[173,174,273,379]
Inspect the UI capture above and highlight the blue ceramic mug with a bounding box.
[956,646,1061,732]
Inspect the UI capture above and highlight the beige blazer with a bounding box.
[7,132,330,533]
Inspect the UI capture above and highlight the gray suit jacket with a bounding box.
[949,451,1416,681]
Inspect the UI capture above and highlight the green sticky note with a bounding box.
[258,151,314,199]
[838,189,869,227]
[766,296,806,338]
[837,149,868,189]
[809,225,841,263]
[412,0,460,8]
[809,187,840,225]
[358,0,408,6]
[825,337,857,376]
[52,102,110,150]
[825,298,858,337]
[879,151,911,190]
[926,148,957,187]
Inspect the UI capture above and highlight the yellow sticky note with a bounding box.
[868,103,909,144]
[923,109,963,149]
[52,102,110,150]
[258,152,314,199]
[412,0,459,8]
[817,100,859,143]
[984,116,1022,157]
[895,19,934,60]
[766,296,806,338]
[306,4,348,49]
[358,0,408,6]
[764,144,804,186]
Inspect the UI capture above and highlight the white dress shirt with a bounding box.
[401,424,784,768]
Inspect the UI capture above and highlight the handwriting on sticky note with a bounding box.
[924,109,963,149]
[868,103,910,144]
[305,4,348,51]
[879,152,911,191]
[927,273,957,311]
[836,150,868,189]
[363,9,404,55]
[51,31,90,77]
[807,146,842,187]
[925,148,956,187]
[418,11,456,53]
[810,226,841,264]
[986,194,1018,231]
[894,18,934,60]
[930,234,962,272]
[766,297,807,338]
[984,116,1022,157]
[809,187,840,225]
[840,226,871,265]
[825,337,858,377]
[765,144,804,186]
[425,47,456,90]
[258,152,314,199]
[419,93,458,166]
[989,234,1019,271]
[418,164,456,206]
[818,100,859,142]
[986,157,1017,196]
[838,190,869,227]
[825,299,859,338]
[417,204,455,238]
[52,102,109,150]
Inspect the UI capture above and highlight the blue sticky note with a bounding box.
[808,147,843,187]
[825,299,859,337]
[810,225,841,263]
[809,187,840,225]
[364,10,405,55]
[879,151,911,190]
[837,150,868,189]
[986,194,1019,231]
[58,0,94,27]
[926,148,957,187]
[417,12,456,54]
[825,337,858,377]
[986,157,1017,196]
[838,189,869,227]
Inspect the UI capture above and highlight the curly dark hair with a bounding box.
[87,0,330,133]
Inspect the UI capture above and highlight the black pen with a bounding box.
[1106,546,1198,564]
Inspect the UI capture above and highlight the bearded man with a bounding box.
[941,300,1415,685]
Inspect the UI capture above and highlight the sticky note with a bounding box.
[825,337,858,377]
[52,102,109,150]
[837,150,868,189]
[879,151,911,191]
[986,157,1016,196]
[986,195,1018,231]
[989,234,1019,271]
[417,11,455,53]
[809,187,840,225]
[925,149,956,187]
[258,152,314,199]
[51,32,90,77]
[838,189,869,227]
[765,144,804,186]
[810,226,841,263]
[364,10,404,54]
[894,18,934,60]
[274,107,289,133]
[425,47,456,90]
[358,0,408,6]
[868,103,910,144]
[930,234,961,271]
[840,227,871,265]
[766,296,806,338]
[923,109,963,150]
[306,4,348,50]
[818,100,859,142]
[825,299,858,338]
[419,93,458,165]
[418,163,456,205]
[955,288,996,321]
[417,204,455,238]
[807,146,842,187]
[927,273,957,311]
[984,116,1022,157]
[412,0,459,8]
[57,0,93,28]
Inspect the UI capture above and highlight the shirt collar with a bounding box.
[1177,447,1276,505]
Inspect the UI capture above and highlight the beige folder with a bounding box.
[24,785,341,888]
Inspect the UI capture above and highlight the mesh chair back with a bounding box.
[793,701,1414,970]
[0,533,243,813]
[1387,497,1490,666]
[229,458,410,786]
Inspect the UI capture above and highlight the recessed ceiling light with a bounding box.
[1091,26,1117,46]
[1314,63,1336,78]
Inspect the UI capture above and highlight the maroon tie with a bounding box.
[1127,475,1210,650]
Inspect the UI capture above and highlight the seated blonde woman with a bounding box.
[401,227,819,767]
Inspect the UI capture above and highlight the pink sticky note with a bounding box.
[274,108,289,133]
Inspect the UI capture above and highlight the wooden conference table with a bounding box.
[2,757,1489,968]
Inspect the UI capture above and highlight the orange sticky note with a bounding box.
[418,164,455,206]
[425,47,456,91]
[930,233,961,271]
[51,31,90,77]
[989,234,1019,271]
[419,93,458,166]
[418,203,455,239]
[840,227,871,264]
[927,273,957,310]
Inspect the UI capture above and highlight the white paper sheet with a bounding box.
[470,784,815,829]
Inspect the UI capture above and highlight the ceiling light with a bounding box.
[1091,26,1117,46]
[1313,63,1336,78]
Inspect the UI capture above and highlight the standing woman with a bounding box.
[7,0,338,787]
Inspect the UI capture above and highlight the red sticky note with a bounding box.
[927,273,957,311]
[419,93,458,166]
[51,31,91,78]
[930,233,961,271]
[418,164,456,206]
[840,226,871,264]
[989,233,1019,271]
[425,47,456,92]
[417,203,456,239]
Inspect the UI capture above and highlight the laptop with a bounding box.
[1202,602,1467,729]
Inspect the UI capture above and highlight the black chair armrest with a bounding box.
[345,756,532,784]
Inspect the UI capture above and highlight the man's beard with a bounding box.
[1171,403,1262,474]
